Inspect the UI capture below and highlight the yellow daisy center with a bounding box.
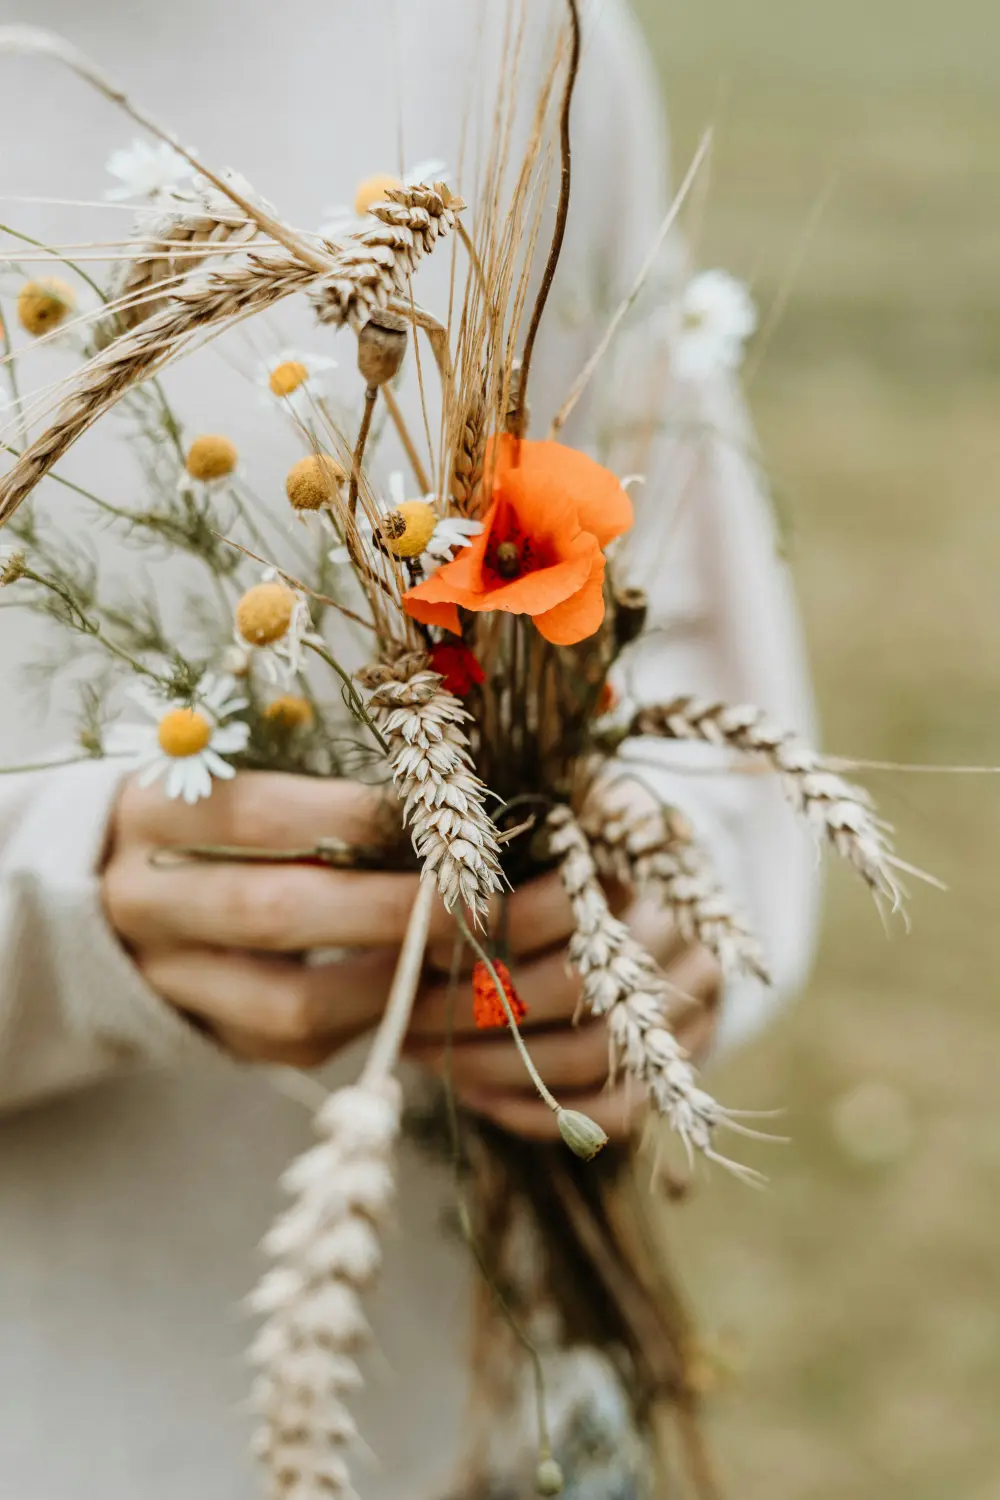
[157,708,212,758]
[378,499,437,558]
[285,454,346,512]
[185,434,238,482]
[269,360,309,398]
[263,694,314,730]
[236,582,296,645]
[17,278,76,337]
[354,172,402,217]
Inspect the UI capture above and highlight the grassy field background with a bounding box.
[632,2,1000,1496]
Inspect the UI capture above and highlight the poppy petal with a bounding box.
[490,435,634,547]
[403,595,462,634]
[533,552,607,645]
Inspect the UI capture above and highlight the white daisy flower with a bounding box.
[234,569,322,684]
[320,158,450,241]
[257,348,338,418]
[104,140,197,202]
[672,269,757,383]
[106,674,250,804]
[327,471,482,569]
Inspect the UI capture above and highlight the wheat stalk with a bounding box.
[547,807,760,1181]
[449,389,487,515]
[580,801,770,982]
[310,183,466,335]
[0,187,464,528]
[629,697,910,910]
[97,176,264,340]
[250,1078,401,1500]
[357,654,504,923]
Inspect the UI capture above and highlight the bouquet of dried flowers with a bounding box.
[0,10,933,1499]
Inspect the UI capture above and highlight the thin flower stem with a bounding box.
[21,567,167,682]
[348,385,378,524]
[455,910,561,1117]
[303,638,390,754]
[361,874,436,1083]
[441,946,555,1468]
[0,297,25,440]
[509,0,581,439]
[0,752,124,775]
[380,382,431,496]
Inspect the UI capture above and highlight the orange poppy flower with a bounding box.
[404,436,634,646]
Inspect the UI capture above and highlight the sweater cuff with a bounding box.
[5,757,216,1070]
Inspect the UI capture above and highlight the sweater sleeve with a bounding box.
[0,757,213,1113]
[553,1,821,1052]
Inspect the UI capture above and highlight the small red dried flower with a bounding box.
[594,680,619,716]
[430,642,485,698]
[472,958,527,1030]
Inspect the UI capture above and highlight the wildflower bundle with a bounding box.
[0,8,935,1498]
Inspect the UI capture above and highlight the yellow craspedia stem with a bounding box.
[185,434,238,482]
[264,694,314,730]
[236,582,296,645]
[354,172,402,217]
[285,454,345,512]
[379,499,437,558]
[17,277,76,337]
[157,708,212,758]
[269,360,309,398]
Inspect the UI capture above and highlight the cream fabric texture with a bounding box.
[0,1,818,1495]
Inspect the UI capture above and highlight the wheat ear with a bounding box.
[250,877,436,1500]
[449,389,487,515]
[630,697,910,910]
[358,654,504,922]
[580,801,770,983]
[547,807,761,1181]
[0,186,463,527]
[97,176,264,340]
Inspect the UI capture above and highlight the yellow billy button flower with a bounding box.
[263,694,314,730]
[285,454,345,512]
[235,582,296,646]
[354,172,402,217]
[17,277,76,337]
[269,359,309,398]
[378,499,437,558]
[157,707,213,757]
[185,434,238,483]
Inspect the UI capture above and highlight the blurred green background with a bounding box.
[632,2,1000,1496]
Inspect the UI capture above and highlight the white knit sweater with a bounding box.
[0,2,818,1495]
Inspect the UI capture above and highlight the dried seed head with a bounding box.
[157,708,212,758]
[17,277,75,337]
[185,433,238,482]
[557,1108,609,1162]
[613,587,648,647]
[378,500,436,558]
[236,582,296,645]
[354,172,403,217]
[268,359,309,398]
[285,453,345,512]
[536,1458,566,1496]
[357,308,409,387]
[263,694,314,731]
[0,546,26,586]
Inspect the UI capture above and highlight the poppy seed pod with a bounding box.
[357,309,409,387]
[535,1458,565,1496]
[557,1108,609,1161]
[613,586,648,647]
